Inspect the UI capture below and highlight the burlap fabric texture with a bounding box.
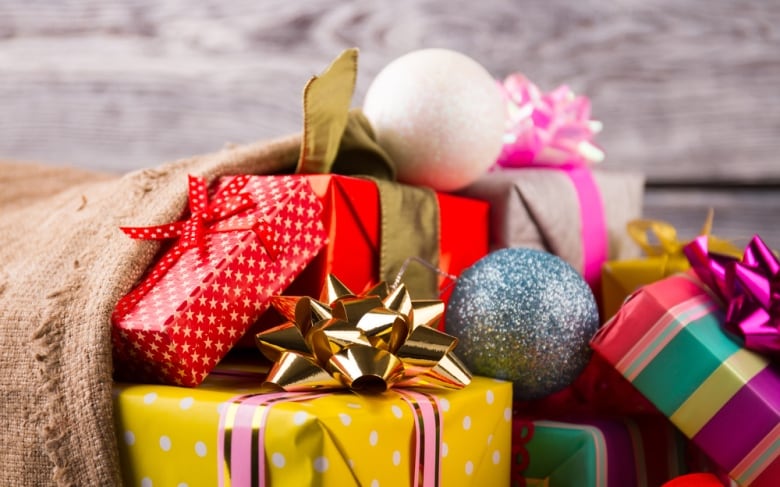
[0,135,303,486]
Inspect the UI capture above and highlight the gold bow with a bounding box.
[627,209,742,259]
[255,274,471,394]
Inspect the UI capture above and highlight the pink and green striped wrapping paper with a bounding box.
[590,271,780,486]
[519,415,707,487]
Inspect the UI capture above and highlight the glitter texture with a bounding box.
[445,247,599,401]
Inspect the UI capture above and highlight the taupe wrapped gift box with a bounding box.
[458,168,645,281]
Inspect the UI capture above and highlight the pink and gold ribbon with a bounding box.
[218,389,444,487]
[684,234,780,357]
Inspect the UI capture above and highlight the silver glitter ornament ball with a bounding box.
[445,247,599,401]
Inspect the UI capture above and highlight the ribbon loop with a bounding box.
[627,210,742,267]
[121,175,256,248]
[495,73,604,169]
[684,234,780,357]
[255,274,471,392]
[116,175,265,312]
[627,219,682,257]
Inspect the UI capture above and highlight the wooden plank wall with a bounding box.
[1,0,778,245]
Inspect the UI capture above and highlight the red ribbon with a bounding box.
[121,175,255,248]
[115,175,276,315]
[510,416,535,487]
[684,234,780,357]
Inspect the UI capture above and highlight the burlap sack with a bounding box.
[0,135,301,486]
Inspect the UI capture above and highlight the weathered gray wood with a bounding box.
[0,0,779,185]
[643,187,780,247]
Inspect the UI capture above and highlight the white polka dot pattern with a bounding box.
[272,452,286,468]
[392,450,401,466]
[111,175,327,387]
[114,376,512,486]
[194,441,207,457]
[313,456,329,473]
[159,435,171,451]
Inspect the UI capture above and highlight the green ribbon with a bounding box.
[372,178,439,299]
[295,48,439,299]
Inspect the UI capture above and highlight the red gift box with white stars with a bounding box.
[111,174,327,387]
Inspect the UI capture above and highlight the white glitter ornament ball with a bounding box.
[362,49,505,192]
[445,248,599,401]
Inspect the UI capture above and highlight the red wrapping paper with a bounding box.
[295,174,488,300]
[239,174,489,343]
[112,175,327,386]
[513,354,659,419]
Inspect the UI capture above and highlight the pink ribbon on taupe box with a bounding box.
[115,175,281,314]
[217,390,443,487]
[684,234,780,357]
[494,74,607,291]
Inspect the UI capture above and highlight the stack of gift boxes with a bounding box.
[111,51,778,487]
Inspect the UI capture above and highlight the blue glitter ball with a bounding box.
[445,247,599,401]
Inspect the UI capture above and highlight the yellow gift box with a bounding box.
[114,364,512,487]
[601,212,742,321]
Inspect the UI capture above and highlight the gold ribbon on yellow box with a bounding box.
[600,210,742,321]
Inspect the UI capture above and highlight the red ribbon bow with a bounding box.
[115,175,278,314]
[684,234,780,357]
[121,175,255,248]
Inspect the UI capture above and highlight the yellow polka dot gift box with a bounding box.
[113,365,512,487]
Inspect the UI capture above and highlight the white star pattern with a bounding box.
[112,175,327,386]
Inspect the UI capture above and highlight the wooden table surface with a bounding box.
[1,0,778,245]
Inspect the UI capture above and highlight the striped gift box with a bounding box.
[591,271,780,487]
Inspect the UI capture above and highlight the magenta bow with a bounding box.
[494,73,605,168]
[684,235,780,357]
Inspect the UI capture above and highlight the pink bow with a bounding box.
[495,73,604,168]
[685,235,780,357]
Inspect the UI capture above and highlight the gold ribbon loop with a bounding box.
[255,274,471,393]
[627,219,684,257]
[627,209,741,259]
